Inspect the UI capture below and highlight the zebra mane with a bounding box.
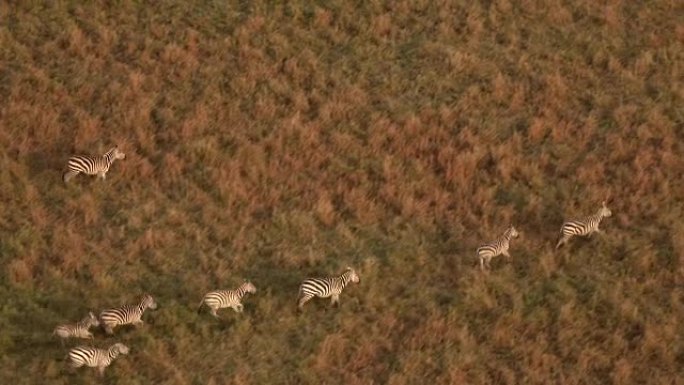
[340,268,355,285]
[137,294,155,310]
[502,226,516,239]
[78,313,97,326]
[108,343,127,358]
[237,282,252,296]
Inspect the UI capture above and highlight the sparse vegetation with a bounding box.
[1,1,682,384]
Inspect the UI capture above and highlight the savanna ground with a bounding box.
[1,1,683,384]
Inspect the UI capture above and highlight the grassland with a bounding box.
[0,0,683,384]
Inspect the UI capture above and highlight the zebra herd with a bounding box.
[57,146,613,377]
[476,201,612,270]
[55,271,359,377]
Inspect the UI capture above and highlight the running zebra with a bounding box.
[63,146,126,183]
[99,294,157,335]
[297,267,360,311]
[556,201,612,249]
[197,281,257,318]
[53,312,100,347]
[477,225,520,271]
[67,343,129,377]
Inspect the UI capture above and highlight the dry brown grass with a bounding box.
[0,1,682,384]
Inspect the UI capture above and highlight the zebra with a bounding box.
[63,146,126,183]
[67,343,129,377]
[99,294,157,335]
[297,267,360,311]
[477,225,520,271]
[556,201,612,249]
[197,281,257,318]
[53,311,100,347]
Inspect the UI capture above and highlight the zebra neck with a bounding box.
[235,285,250,298]
[103,149,116,166]
[108,349,120,360]
[590,213,604,222]
[77,320,92,328]
[339,274,351,287]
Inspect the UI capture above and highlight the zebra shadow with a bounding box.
[211,316,238,331]
[59,363,121,385]
[92,322,157,341]
[24,144,71,184]
[193,312,240,336]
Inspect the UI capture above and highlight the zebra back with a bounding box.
[54,312,99,339]
[63,146,125,182]
[561,202,612,236]
[68,343,129,368]
[100,294,157,327]
[300,267,359,296]
[477,225,518,257]
[199,281,257,311]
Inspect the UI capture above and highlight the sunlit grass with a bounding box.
[0,1,682,384]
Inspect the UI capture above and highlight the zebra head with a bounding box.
[242,280,257,294]
[599,201,612,218]
[344,267,360,284]
[84,311,100,328]
[111,343,130,355]
[507,225,520,239]
[107,146,126,160]
[141,294,157,310]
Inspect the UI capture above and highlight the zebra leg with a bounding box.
[298,294,313,310]
[210,307,220,318]
[104,324,115,335]
[504,251,512,260]
[98,365,106,377]
[331,294,340,307]
[485,256,492,269]
[237,304,244,313]
[68,358,83,369]
[99,171,106,180]
[63,171,79,183]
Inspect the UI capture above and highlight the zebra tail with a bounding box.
[196,299,205,314]
[295,290,304,312]
[555,233,565,249]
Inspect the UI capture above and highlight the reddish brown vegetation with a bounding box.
[0,1,682,384]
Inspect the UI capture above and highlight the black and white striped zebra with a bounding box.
[197,281,257,318]
[297,267,360,310]
[556,201,612,249]
[477,225,520,270]
[67,343,129,377]
[99,294,157,335]
[53,312,99,347]
[63,146,126,183]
